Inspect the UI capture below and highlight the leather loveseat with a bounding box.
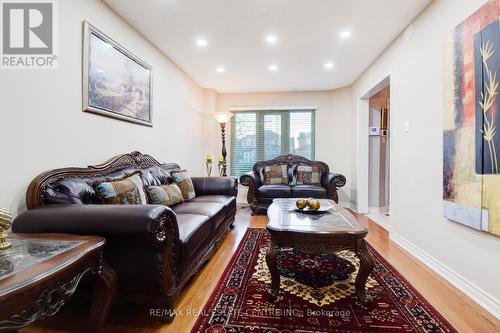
[240,154,345,214]
[12,152,237,322]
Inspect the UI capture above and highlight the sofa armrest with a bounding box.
[239,171,260,187]
[321,172,346,203]
[322,172,346,188]
[12,204,179,244]
[240,171,260,205]
[191,177,238,197]
[13,204,181,298]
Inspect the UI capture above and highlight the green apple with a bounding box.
[308,199,321,210]
[296,199,307,210]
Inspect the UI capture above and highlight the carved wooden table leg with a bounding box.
[265,239,281,301]
[355,240,374,305]
[89,264,117,333]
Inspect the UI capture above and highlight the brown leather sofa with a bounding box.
[12,152,237,322]
[240,154,345,214]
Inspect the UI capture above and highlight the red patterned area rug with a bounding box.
[191,228,457,333]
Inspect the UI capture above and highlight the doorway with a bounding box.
[367,86,390,228]
[356,75,391,230]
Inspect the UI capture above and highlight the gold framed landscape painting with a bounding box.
[82,21,153,127]
[443,0,500,237]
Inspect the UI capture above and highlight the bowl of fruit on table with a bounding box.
[295,198,333,213]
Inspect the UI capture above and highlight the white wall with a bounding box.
[351,0,500,316]
[202,88,221,173]
[214,89,353,204]
[0,0,209,216]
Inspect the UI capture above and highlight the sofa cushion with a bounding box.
[291,185,327,198]
[171,201,224,217]
[257,184,291,198]
[141,166,174,186]
[191,177,238,197]
[191,195,235,207]
[173,201,226,231]
[44,178,100,205]
[146,184,184,206]
[176,214,212,260]
[171,169,196,200]
[296,165,322,185]
[94,173,147,205]
[263,164,289,185]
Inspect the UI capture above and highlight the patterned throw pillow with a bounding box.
[146,184,184,207]
[263,164,289,185]
[296,165,321,185]
[94,173,147,205]
[171,170,196,200]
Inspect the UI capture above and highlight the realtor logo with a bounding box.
[1,0,57,68]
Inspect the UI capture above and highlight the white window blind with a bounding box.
[230,110,315,177]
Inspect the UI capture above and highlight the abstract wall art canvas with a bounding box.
[83,21,153,126]
[443,0,500,236]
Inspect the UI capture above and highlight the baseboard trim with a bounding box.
[339,201,357,213]
[365,213,390,231]
[389,231,500,320]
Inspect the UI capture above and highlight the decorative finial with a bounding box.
[0,209,12,250]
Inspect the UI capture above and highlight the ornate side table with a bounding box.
[0,233,116,332]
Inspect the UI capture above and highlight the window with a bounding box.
[230,110,315,177]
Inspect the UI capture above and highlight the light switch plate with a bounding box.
[404,121,410,133]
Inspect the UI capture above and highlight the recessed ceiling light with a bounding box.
[216,66,225,73]
[268,64,279,71]
[266,35,277,44]
[324,62,334,69]
[196,38,208,47]
[339,30,351,39]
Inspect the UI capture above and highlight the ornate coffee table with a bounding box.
[266,198,374,304]
[0,233,116,332]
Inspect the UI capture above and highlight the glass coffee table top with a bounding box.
[0,237,83,280]
[267,198,367,234]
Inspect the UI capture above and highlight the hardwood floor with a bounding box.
[21,206,499,333]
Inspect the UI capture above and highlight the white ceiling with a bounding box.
[104,0,431,93]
